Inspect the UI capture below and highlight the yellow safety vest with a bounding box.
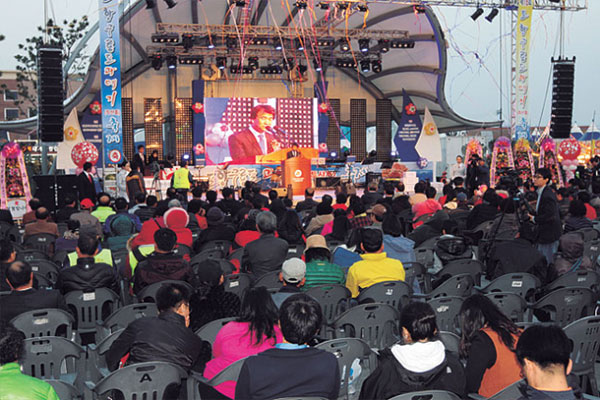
[67,248,113,267]
[173,167,191,189]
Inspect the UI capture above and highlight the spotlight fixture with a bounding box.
[471,7,484,21]
[337,2,349,10]
[273,39,283,51]
[340,40,350,52]
[151,33,179,43]
[151,54,163,70]
[260,65,283,74]
[335,58,356,69]
[485,8,499,22]
[330,151,338,158]
[371,59,382,73]
[282,58,295,71]
[360,59,370,73]
[166,55,177,70]
[313,59,322,72]
[249,37,269,45]
[216,57,227,70]
[229,65,252,74]
[179,55,204,65]
[390,39,415,49]
[163,0,177,9]
[378,39,390,53]
[181,33,194,50]
[296,38,305,51]
[317,38,335,47]
[357,4,368,12]
[413,5,426,13]
[248,57,259,70]
[145,0,156,9]
[226,37,237,49]
[358,39,370,53]
[296,0,307,9]
[318,1,329,10]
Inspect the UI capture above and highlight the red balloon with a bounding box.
[558,138,581,161]
[71,142,99,167]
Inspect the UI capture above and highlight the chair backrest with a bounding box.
[485,292,528,322]
[30,260,60,285]
[207,357,248,386]
[174,243,193,259]
[564,316,600,376]
[10,308,75,340]
[427,274,474,299]
[195,317,237,345]
[253,270,284,292]
[437,259,483,286]
[23,233,56,255]
[437,331,460,355]
[486,379,526,400]
[89,329,125,380]
[17,249,50,263]
[305,284,351,325]
[57,222,69,235]
[136,280,194,303]
[531,287,596,327]
[64,288,120,334]
[46,380,81,400]
[223,273,252,300]
[101,303,158,339]
[585,239,600,266]
[414,248,435,269]
[0,221,21,242]
[403,262,432,294]
[33,273,54,289]
[21,336,85,380]
[92,361,187,400]
[576,228,599,242]
[200,240,232,254]
[111,248,130,270]
[332,303,400,349]
[388,390,463,400]
[427,296,464,334]
[315,338,375,400]
[190,248,225,265]
[286,244,306,260]
[357,280,411,311]
[483,273,541,302]
[546,270,600,293]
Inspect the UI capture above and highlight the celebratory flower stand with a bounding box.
[465,139,483,162]
[539,138,564,187]
[514,138,536,183]
[0,142,33,219]
[490,137,515,188]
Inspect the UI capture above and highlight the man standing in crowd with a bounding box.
[77,162,97,202]
[171,160,194,207]
[132,144,146,174]
[242,211,289,277]
[450,155,466,180]
[228,104,278,161]
[531,167,562,264]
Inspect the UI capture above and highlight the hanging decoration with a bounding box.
[490,136,515,188]
[514,138,536,183]
[0,142,33,218]
[539,138,564,187]
[557,138,581,181]
[71,141,100,168]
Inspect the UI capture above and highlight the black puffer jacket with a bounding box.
[516,382,582,400]
[55,257,119,295]
[133,251,192,294]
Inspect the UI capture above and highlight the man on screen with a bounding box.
[228,104,279,161]
[287,142,301,159]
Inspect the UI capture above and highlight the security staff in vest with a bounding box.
[171,160,194,208]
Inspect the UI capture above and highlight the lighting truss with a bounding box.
[313,0,587,11]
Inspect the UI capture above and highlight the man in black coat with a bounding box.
[77,162,97,202]
[0,261,67,323]
[131,145,146,175]
[531,167,563,265]
[295,188,318,213]
[242,211,289,278]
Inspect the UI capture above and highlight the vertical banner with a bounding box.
[192,79,206,165]
[98,0,124,165]
[393,90,422,162]
[514,2,533,140]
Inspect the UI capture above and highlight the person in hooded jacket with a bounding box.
[277,209,305,245]
[407,211,450,248]
[164,206,193,249]
[563,199,593,233]
[550,231,593,280]
[359,301,465,399]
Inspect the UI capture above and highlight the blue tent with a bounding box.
[571,124,583,140]
[580,123,600,141]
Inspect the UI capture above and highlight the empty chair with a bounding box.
[223,273,252,299]
[191,248,226,265]
[21,336,85,386]
[427,296,464,334]
[485,292,528,323]
[481,273,540,302]
[195,316,237,345]
[576,228,599,242]
[98,302,158,341]
[136,280,194,303]
[46,380,81,400]
[403,261,432,294]
[388,390,462,400]
[29,260,60,285]
[16,249,49,263]
[419,274,474,300]
[332,303,400,349]
[545,270,600,293]
[438,331,460,355]
[88,329,124,381]
[436,259,483,286]
[64,288,120,338]
[564,316,600,395]
[415,248,435,269]
[253,270,283,292]
[0,220,21,242]
[529,287,595,327]
[23,233,56,256]
[315,338,376,400]
[357,280,411,311]
[305,284,351,339]
[10,308,75,340]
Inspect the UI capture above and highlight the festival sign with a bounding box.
[99,0,124,165]
[393,90,422,162]
[514,1,533,140]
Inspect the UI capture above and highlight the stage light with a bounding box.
[250,37,268,45]
[313,59,322,72]
[296,38,305,51]
[378,39,390,53]
[486,8,499,22]
[357,4,368,12]
[471,8,484,21]
[371,59,382,73]
[318,2,329,10]
[273,39,283,51]
[166,55,177,70]
[390,151,397,157]
[182,153,190,161]
[181,34,194,50]
[151,33,179,43]
[145,0,156,9]
[360,59,370,73]
[282,58,294,71]
[226,37,237,49]
[330,151,337,158]
[337,2,349,10]
[359,39,370,53]
[216,57,227,70]
[248,57,259,70]
[340,40,350,52]
[179,55,203,64]
[414,5,426,13]
[296,0,307,9]
[391,39,415,49]
[317,38,334,47]
[163,0,177,8]
[151,54,163,70]
[260,65,282,74]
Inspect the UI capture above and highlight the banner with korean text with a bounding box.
[514,1,533,140]
[98,0,124,164]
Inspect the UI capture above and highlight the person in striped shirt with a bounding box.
[302,235,345,289]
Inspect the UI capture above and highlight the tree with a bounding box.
[7,17,90,115]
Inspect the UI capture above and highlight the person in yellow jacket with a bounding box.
[66,246,113,267]
[171,161,194,207]
[91,194,116,223]
[346,228,405,298]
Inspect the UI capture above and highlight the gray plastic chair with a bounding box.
[564,316,600,396]
[530,287,596,327]
[136,280,194,303]
[481,273,540,302]
[23,233,56,256]
[305,284,351,339]
[467,379,526,399]
[88,328,124,381]
[315,338,376,400]
[389,390,463,400]
[423,274,474,300]
[224,273,252,300]
[253,270,284,292]
[415,248,435,269]
[10,308,75,340]
[485,292,528,322]
[545,270,600,293]
[46,379,82,400]
[427,296,464,334]
[89,361,188,400]
[29,260,60,285]
[204,357,247,386]
[195,316,237,345]
[357,280,411,311]
[286,243,306,260]
[64,288,120,337]
[191,248,226,266]
[200,240,232,254]
[585,239,600,266]
[17,249,50,263]
[332,303,400,349]
[97,302,158,341]
[403,261,432,294]
[21,336,86,386]
[436,259,483,286]
[438,331,460,355]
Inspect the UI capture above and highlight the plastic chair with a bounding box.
[111,248,129,270]
[419,274,474,300]
[88,329,124,381]
[481,273,541,302]
[427,296,464,334]
[64,288,120,338]
[388,390,463,400]
[577,228,600,243]
[17,249,50,263]
[195,316,237,345]
[33,273,54,289]
[23,233,56,256]
[174,243,193,259]
[415,248,435,269]
[357,280,411,311]
[223,273,252,300]
[10,308,75,340]
[88,361,188,400]
[0,220,21,242]
[253,269,284,292]
[46,379,82,400]
[586,239,600,266]
[436,259,483,286]
[190,248,226,265]
[467,379,526,400]
[529,287,596,327]
[332,303,400,349]
[438,331,460,355]
[305,284,351,338]
[228,247,244,271]
[21,336,86,387]
[136,280,194,303]
[564,316,600,396]
[202,357,247,386]
[97,302,158,342]
[485,292,528,322]
[545,270,600,293]
[30,260,60,285]
[315,338,376,400]
[57,222,69,236]
[403,261,432,294]
[200,240,232,254]
[286,243,306,260]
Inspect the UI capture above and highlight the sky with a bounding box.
[0,0,597,129]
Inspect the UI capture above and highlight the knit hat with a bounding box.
[80,198,94,210]
[456,192,467,202]
[281,258,306,284]
[168,199,182,208]
[207,207,225,226]
[164,207,190,229]
[304,234,329,252]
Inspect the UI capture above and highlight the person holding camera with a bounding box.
[529,168,562,264]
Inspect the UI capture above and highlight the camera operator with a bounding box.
[466,155,480,196]
[529,168,562,265]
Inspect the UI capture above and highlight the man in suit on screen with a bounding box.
[286,142,301,159]
[228,104,279,161]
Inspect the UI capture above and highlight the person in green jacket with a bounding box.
[0,323,60,400]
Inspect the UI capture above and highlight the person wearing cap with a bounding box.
[303,235,345,290]
[193,207,236,253]
[271,258,306,308]
[346,228,405,298]
[242,211,289,278]
[305,202,334,236]
[70,198,103,238]
[163,206,193,250]
[366,204,387,230]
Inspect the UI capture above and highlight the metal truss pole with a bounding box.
[510,7,517,137]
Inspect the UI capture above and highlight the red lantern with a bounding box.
[558,138,581,161]
[71,142,99,168]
